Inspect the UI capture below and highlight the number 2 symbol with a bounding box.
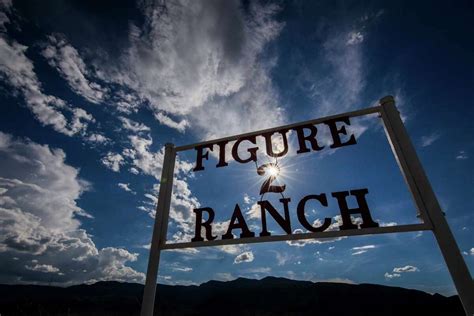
[257,162,286,197]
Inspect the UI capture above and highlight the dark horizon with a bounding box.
[0,277,465,316]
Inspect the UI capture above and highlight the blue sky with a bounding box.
[0,0,472,296]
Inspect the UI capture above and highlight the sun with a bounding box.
[266,164,280,177]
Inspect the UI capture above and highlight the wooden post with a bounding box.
[140,143,176,316]
[380,96,473,315]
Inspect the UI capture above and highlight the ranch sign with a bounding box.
[191,115,378,243]
[140,96,474,316]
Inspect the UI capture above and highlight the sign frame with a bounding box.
[140,96,473,316]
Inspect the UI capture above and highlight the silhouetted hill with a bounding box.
[0,277,464,315]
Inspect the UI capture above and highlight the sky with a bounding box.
[0,0,473,296]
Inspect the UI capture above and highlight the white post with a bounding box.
[379,96,473,315]
[140,143,176,316]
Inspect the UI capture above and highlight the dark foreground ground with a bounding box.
[0,277,465,316]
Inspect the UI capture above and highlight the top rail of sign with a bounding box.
[174,105,381,152]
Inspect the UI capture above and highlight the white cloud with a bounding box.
[119,116,150,133]
[92,0,285,138]
[167,247,199,255]
[69,108,94,135]
[117,183,135,194]
[470,248,474,255]
[346,31,364,45]
[286,215,360,247]
[158,275,172,282]
[421,133,440,147]
[140,175,202,251]
[312,26,365,116]
[122,134,198,180]
[154,112,189,133]
[190,62,285,140]
[171,266,192,272]
[122,135,163,179]
[393,265,419,273]
[295,12,386,139]
[0,132,91,231]
[110,90,142,114]
[86,133,110,144]
[351,245,376,250]
[0,132,144,284]
[101,152,124,172]
[384,272,401,279]
[456,150,468,160]
[245,203,261,220]
[286,228,343,247]
[25,264,60,273]
[269,250,291,266]
[2,0,287,145]
[244,267,271,274]
[351,244,376,255]
[0,37,94,136]
[243,194,252,205]
[234,251,254,264]
[0,9,95,137]
[216,244,244,255]
[285,229,318,247]
[42,34,107,104]
[214,272,235,281]
[0,0,12,32]
[379,221,397,227]
[168,179,201,243]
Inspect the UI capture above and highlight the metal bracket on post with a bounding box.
[140,143,176,316]
[379,96,473,316]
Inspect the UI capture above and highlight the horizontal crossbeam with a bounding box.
[160,223,432,250]
[175,106,381,152]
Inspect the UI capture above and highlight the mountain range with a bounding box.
[0,277,464,315]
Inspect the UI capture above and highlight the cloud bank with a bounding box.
[0,132,144,284]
